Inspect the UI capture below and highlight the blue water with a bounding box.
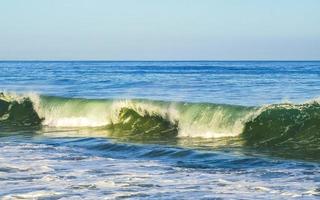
[2,61,320,105]
[0,61,320,199]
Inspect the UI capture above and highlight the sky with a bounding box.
[0,0,319,60]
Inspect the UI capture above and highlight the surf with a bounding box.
[1,92,320,151]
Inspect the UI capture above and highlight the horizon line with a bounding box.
[0,59,320,62]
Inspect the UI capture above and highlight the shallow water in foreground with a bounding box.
[0,133,319,199]
[0,61,320,199]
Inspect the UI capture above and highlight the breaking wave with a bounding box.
[1,92,320,149]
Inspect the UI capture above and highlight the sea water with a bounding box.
[0,61,319,199]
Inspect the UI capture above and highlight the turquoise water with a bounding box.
[0,61,320,199]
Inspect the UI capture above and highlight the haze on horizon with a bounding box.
[0,0,319,60]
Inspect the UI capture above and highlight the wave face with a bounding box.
[1,92,320,150]
[242,103,320,148]
[0,93,42,127]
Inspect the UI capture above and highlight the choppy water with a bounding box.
[0,61,320,199]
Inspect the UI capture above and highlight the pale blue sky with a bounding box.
[0,0,319,60]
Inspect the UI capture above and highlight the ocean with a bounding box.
[0,61,319,199]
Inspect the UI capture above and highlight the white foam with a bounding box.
[2,191,63,199]
[42,117,109,127]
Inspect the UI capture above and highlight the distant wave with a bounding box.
[1,91,320,149]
